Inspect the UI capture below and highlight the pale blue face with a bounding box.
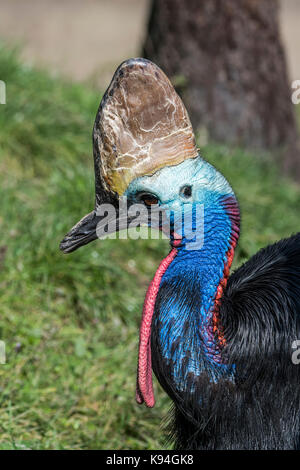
[124,156,235,245]
[124,156,234,209]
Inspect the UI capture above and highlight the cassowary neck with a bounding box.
[152,196,240,391]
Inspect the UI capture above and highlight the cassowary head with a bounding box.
[60,58,240,407]
[60,58,237,253]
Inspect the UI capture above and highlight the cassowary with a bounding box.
[60,59,300,450]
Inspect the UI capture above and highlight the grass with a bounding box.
[0,44,300,450]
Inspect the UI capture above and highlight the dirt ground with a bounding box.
[0,0,299,88]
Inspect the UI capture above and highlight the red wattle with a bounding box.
[136,241,180,407]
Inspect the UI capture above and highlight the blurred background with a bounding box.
[0,0,299,84]
[0,0,299,450]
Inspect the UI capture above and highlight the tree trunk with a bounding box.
[143,0,300,180]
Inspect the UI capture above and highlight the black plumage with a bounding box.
[152,234,300,449]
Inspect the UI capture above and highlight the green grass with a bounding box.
[0,44,300,449]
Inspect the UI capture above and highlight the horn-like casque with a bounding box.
[60,58,198,253]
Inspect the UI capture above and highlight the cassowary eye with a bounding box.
[139,193,159,207]
[180,185,192,198]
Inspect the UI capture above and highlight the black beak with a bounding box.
[60,179,124,253]
[59,210,100,254]
[59,197,150,254]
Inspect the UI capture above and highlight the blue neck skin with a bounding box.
[124,156,240,389]
[156,194,238,389]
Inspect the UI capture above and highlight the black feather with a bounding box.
[152,233,300,449]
